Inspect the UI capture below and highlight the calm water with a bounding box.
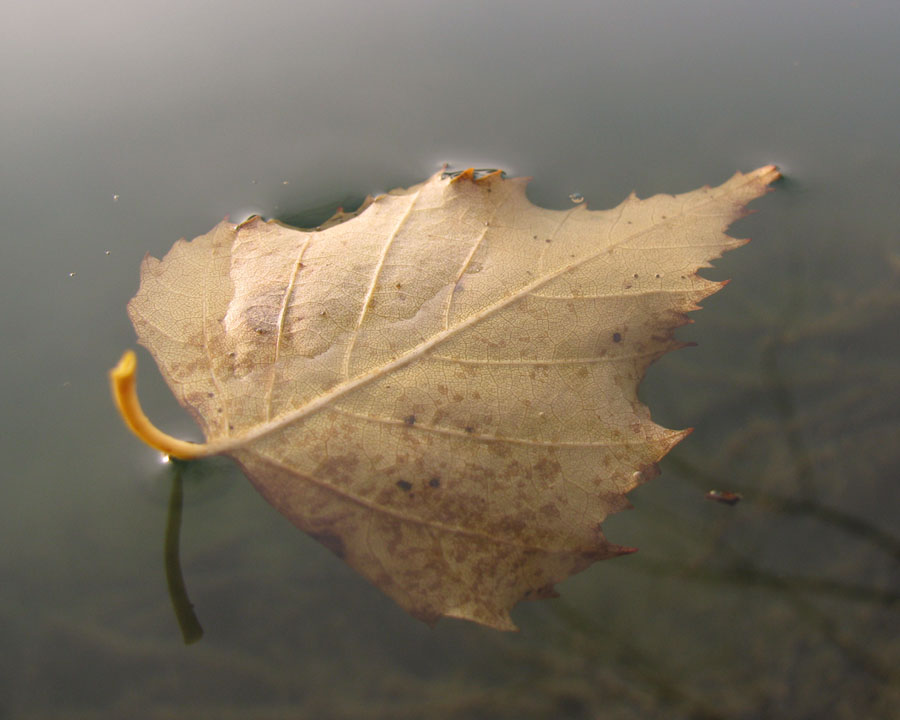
[1,1,898,718]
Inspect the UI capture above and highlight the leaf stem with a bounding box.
[164,458,204,644]
[109,350,210,459]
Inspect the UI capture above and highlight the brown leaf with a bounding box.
[111,165,779,629]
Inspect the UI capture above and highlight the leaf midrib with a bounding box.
[204,173,756,455]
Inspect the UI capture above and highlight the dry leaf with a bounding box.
[111,165,779,629]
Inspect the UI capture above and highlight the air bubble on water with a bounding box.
[113,194,120,201]
[104,250,111,255]
[68,271,76,277]
[569,192,584,204]
[282,180,290,185]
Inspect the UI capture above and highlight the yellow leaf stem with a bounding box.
[110,350,210,460]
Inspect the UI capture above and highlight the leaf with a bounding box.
[111,165,779,630]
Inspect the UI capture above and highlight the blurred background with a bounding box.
[1,1,897,718]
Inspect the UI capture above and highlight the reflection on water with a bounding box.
[163,460,203,645]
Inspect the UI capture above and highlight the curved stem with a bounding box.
[110,350,211,460]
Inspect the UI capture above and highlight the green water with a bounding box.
[1,1,897,718]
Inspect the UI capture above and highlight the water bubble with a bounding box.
[569,192,584,204]
[104,250,111,256]
[113,194,120,201]
[68,271,76,277]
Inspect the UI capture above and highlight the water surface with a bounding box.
[1,1,898,718]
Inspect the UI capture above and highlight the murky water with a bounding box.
[1,1,898,718]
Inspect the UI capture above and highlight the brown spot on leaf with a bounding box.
[534,457,562,482]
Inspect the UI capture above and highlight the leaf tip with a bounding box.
[757,164,782,185]
[612,544,638,557]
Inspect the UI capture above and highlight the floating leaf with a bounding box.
[111,165,779,629]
